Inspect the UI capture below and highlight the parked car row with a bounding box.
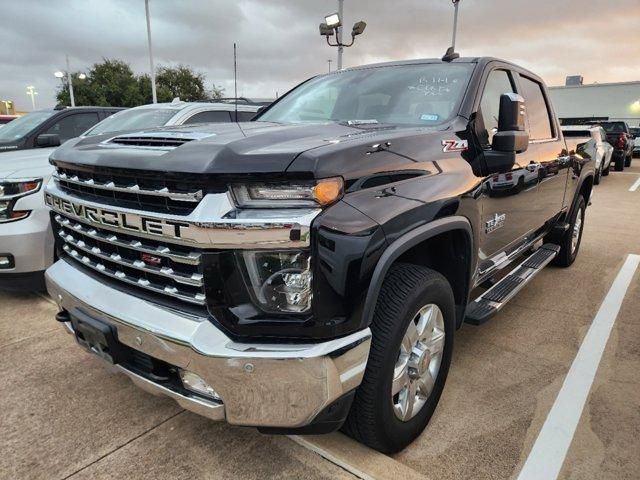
[0,100,261,290]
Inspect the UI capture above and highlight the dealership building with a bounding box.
[548,80,640,127]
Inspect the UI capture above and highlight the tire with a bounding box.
[625,154,632,167]
[602,161,610,176]
[594,163,601,185]
[552,196,586,268]
[342,264,455,453]
[614,155,624,171]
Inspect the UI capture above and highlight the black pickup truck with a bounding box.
[598,120,634,170]
[44,56,594,453]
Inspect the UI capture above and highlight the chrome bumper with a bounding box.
[46,259,371,428]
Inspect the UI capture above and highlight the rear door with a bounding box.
[514,73,570,223]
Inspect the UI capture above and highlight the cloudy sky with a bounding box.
[2,0,640,111]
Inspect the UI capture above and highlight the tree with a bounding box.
[55,59,222,107]
[56,59,144,107]
[154,65,207,102]
[209,83,225,100]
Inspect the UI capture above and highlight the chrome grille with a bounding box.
[54,214,206,306]
[53,165,211,215]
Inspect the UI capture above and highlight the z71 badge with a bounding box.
[441,139,468,152]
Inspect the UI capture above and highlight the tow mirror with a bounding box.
[492,93,529,154]
[36,134,61,148]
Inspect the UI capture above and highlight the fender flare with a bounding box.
[361,216,474,327]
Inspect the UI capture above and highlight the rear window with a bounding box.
[601,122,626,133]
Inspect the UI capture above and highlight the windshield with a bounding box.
[83,108,177,136]
[259,63,474,127]
[0,110,56,142]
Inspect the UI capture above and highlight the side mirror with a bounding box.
[36,134,61,148]
[492,93,529,154]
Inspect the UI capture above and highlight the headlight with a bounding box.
[239,250,312,313]
[230,177,343,208]
[0,178,42,223]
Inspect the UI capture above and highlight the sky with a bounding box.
[2,0,640,112]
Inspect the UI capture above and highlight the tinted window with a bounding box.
[84,108,176,136]
[0,110,56,142]
[479,69,514,145]
[518,76,553,140]
[562,130,591,137]
[259,63,474,126]
[43,112,100,142]
[184,111,232,124]
[601,122,627,133]
[235,111,257,122]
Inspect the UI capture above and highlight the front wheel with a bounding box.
[625,154,632,167]
[602,161,610,176]
[594,163,602,185]
[342,264,455,453]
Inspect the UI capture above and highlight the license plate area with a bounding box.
[70,309,130,365]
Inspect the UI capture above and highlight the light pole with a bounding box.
[145,0,157,103]
[319,8,366,71]
[26,86,38,110]
[55,59,86,107]
[451,0,460,51]
[442,0,461,61]
[337,0,344,70]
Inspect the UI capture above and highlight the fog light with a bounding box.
[179,370,221,401]
[0,254,14,269]
[240,250,312,313]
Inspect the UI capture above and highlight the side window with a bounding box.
[478,70,515,145]
[518,76,553,141]
[44,112,100,142]
[183,111,232,124]
[235,111,257,122]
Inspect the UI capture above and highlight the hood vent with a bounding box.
[106,131,217,149]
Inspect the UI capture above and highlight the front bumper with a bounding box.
[45,259,371,429]
[0,190,54,289]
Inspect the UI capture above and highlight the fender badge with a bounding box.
[486,213,506,234]
[442,139,468,152]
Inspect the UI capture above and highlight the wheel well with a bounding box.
[395,229,471,328]
[580,176,594,205]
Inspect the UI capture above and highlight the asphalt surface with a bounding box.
[1,165,639,480]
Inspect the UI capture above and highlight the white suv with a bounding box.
[561,125,613,184]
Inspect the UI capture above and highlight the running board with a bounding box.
[465,244,560,325]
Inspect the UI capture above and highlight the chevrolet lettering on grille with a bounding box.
[45,193,188,240]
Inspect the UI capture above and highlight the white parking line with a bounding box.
[629,176,640,192]
[517,254,640,480]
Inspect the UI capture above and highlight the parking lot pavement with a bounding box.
[1,166,639,480]
[0,293,355,480]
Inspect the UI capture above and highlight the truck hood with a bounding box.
[0,147,56,179]
[49,121,441,177]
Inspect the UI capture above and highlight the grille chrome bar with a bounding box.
[61,244,206,305]
[53,214,201,266]
[53,170,203,203]
[57,229,203,287]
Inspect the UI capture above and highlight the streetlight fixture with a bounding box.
[53,56,87,107]
[319,5,366,70]
[26,86,38,110]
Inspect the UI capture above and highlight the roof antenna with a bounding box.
[233,43,238,122]
[442,0,461,62]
